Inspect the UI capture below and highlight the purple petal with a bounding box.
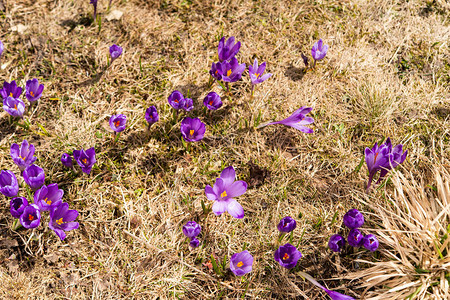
[227,180,247,198]
[220,166,236,186]
[205,185,217,201]
[60,222,79,231]
[226,199,244,219]
[212,200,227,216]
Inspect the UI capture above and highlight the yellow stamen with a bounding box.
[227,69,232,77]
[30,91,35,97]
[374,152,379,163]
[20,156,26,160]
[174,99,179,103]
[45,198,52,205]
[56,218,63,225]
[82,158,87,164]
[9,92,13,97]
[237,261,243,268]
[209,101,213,105]
[14,104,17,110]
[255,73,260,78]
[282,253,289,260]
[215,70,218,75]
[28,214,34,221]
[114,120,120,127]
[189,129,194,136]
[220,191,227,198]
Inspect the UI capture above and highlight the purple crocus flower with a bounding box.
[347,229,364,247]
[0,40,4,57]
[328,234,346,253]
[209,62,222,81]
[145,106,159,128]
[10,140,37,171]
[23,164,45,191]
[365,138,407,191]
[363,234,379,252]
[109,44,123,62]
[218,36,241,62]
[168,90,185,110]
[73,147,96,174]
[262,106,314,133]
[48,202,79,241]
[343,209,364,229]
[277,216,297,233]
[90,0,98,19]
[219,57,246,83]
[204,166,247,219]
[203,92,222,110]
[10,197,29,218]
[183,98,194,111]
[61,153,73,168]
[25,78,44,102]
[311,39,329,62]
[0,170,19,197]
[19,204,41,229]
[189,238,200,248]
[248,59,272,85]
[182,221,201,239]
[230,250,253,276]
[109,114,127,132]
[180,117,206,142]
[34,183,64,211]
[1,81,23,99]
[3,96,25,118]
[274,243,302,269]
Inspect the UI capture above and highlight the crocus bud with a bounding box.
[347,229,364,247]
[23,164,45,191]
[109,44,122,61]
[145,106,159,127]
[343,209,365,229]
[182,221,201,239]
[61,153,73,168]
[328,234,346,253]
[0,170,19,197]
[363,234,379,252]
[277,216,297,233]
[10,197,29,218]
[189,238,200,248]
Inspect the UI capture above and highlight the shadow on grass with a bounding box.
[285,64,306,81]
[60,16,93,33]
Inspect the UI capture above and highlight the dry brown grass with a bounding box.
[0,0,449,298]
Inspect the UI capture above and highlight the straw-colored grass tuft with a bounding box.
[347,168,450,299]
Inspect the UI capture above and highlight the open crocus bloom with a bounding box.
[49,202,79,241]
[180,117,206,142]
[230,250,253,276]
[1,80,23,99]
[248,58,272,85]
[10,140,37,171]
[260,106,314,133]
[3,96,25,117]
[34,183,64,211]
[25,78,44,102]
[311,39,329,61]
[204,166,247,219]
[73,147,96,174]
[219,57,246,83]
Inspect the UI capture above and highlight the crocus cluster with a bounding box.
[1,79,44,118]
[365,138,407,192]
[61,147,96,174]
[2,140,79,240]
[209,36,272,93]
[328,209,379,253]
[182,221,201,248]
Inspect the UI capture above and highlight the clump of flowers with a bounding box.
[205,166,247,219]
[259,106,314,133]
[365,137,407,192]
[182,221,201,248]
[5,141,79,241]
[328,209,379,253]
